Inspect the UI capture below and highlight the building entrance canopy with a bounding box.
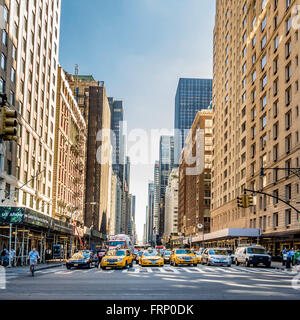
[202,228,261,242]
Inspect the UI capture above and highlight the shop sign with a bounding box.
[24,209,51,228]
[0,207,24,224]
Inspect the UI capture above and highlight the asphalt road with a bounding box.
[1,263,300,300]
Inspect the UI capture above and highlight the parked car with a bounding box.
[234,245,271,267]
[66,251,98,269]
[162,250,172,264]
[100,249,134,270]
[170,248,198,267]
[201,248,231,267]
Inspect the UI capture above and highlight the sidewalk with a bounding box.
[3,260,65,275]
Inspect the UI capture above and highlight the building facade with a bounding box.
[174,78,212,164]
[179,110,212,242]
[164,168,179,239]
[211,0,300,254]
[153,161,160,242]
[52,66,86,229]
[146,181,154,245]
[159,135,174,238]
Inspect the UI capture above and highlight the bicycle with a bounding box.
[29,260,38,277]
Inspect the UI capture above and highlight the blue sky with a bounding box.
[59,0,216,242]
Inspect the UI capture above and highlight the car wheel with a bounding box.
[245,260,250,267]
[123,262,128,270]
[193,264,197,267]
[66,265,71,270]
[235,260,239,266]
[228,264,231,267]
[87,262,91,269]
[101,266,106,270]
[130,262,133,268]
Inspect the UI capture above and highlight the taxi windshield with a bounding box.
[164,251,171,256]
[106,250,126,256]
[175,249,191,254]
[196,252,202,255]
[209,249,228,255]
[247,247,267,254]
[71,252,89,259]
[143,251,159,257]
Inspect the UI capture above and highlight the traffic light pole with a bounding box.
[244,188,300,215]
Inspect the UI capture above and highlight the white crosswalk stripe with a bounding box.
[146,267,153,273]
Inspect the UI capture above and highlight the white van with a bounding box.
[235,245,271,267]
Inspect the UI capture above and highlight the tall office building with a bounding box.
[211,0,300,253]
[159,135,174,237]
[0,0,61,214]
[108,97,125,184]
[174,78,212,164]
[66,74,111,235]
[153,161,160,241]
[164,168,179,238]
[146,181,154,244]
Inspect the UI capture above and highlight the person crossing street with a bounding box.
[28,248,40,277]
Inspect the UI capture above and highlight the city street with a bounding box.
[1,264,299,300]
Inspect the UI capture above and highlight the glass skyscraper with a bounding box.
[174,78,212,164]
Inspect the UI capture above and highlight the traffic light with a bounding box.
[248,195,254,207]
[237,196,243,208]
[0,107,18,141]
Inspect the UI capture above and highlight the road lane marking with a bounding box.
[146,268,153,273]
[218,267,235,273]
[182,268,195,273]
[158,268,168,273]
[165,267,180,274]
[191,268,205,273]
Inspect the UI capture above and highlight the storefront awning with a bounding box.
[203,228,261,242]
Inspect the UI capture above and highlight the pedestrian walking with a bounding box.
[282,248,287,266]
[290,248,295,266]
[1,246,8,266]
[294,248,300,266]
[286,249,293,269]
[9,249,16,267]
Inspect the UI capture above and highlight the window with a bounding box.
[261,16,267,31]
[2,29,8,46]
[261,55,267,70]
[286,16,292,33]
[285,209,291,226]
[273,213,278,228]
[274,14,278,30]
[261,94,267,110]
[285,39,292,58]
[252,35,256,48]
[273,122,279,139]
[273,144,278,161]
[285,111,291,130]
[10,68,16,83]
[285,86,291,105]
[9,91,15,105]
[0,53,7,70]
[3,5,9,23]
[285,134,291,153]
[274,35,279,51]
[261,114,267,130]
[273,101,278,117]
[273,78,278,96]
[252,70,256,83]
[261,74,267,90]
[261,35,267,49]
[0,78,5,94]
[285,63,292,82]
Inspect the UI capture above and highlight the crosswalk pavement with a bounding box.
[4,265,298,281]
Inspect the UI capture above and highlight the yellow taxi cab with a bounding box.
[170,248,198,266]
[139,250,164,267]
[100,249,133,270]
